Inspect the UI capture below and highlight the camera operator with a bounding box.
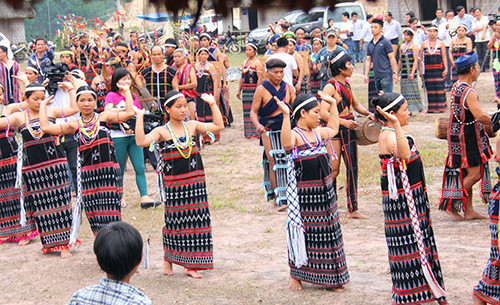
[27,38,54,83]
[45,65,79,193]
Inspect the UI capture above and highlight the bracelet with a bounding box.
[68,87,75,92]
[396,135,406,140]
[209,102,216,107]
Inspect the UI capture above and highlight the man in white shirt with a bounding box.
[472,8,491,71]
[360,14,374,61]
[384,11,402,60]
[339,12,355,61]
[438,10,455,90]
[453,5,475,44]
[351,12,364,63]
[266,37,298,90]
[432,8,447,29]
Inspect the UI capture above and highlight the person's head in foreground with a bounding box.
[372,93,410,127]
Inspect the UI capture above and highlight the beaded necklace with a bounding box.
[166,121,193,159]
[24,110,44,140]
[294,126,321,150]
[242,58,255,74]
[196,61,207,78]
[426,39,440,55]
[78,113,100,146]
[450,82,477,126]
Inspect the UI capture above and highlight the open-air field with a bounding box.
[1,52,498,304]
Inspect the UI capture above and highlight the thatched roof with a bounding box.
[0,1,35,19]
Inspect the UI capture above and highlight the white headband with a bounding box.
[381,94,405,112]
[293,97,317,116]
[246,43,257,50]
[197,47,209,55]
[25,86,46,92]
[76,90,97,99]
[331,51,346,64]
[26,66,39,74]
[164,93,184,107]
[164,43,177,48]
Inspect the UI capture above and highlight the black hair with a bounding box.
[372,19,383,27]
[25,82,45,99]
[94,222,143,281]
[288,38,296,45]
[473,7,481,13]
[292,93,319,126]
[351,12,358,17]
[117,42,129,51]
[35,37,46,44]
[445,10,454,16]
[110,68,131,92]
[164,90,186,122]
[408,17,418,24]
[469,7,476,13]
[456,62,477,75]
[366,14,373,20]
[342,12,350,18]
[26,64,39,74]
[456,5,465,13]
[276,37,289,48]
[76,85,97,101]
[328,49,353,77]
[406,11,415,18]
[294,28,305,34]
[403,28,414,36]
[436,8,443,12]
[311,26,321,32]
[0,45,8,53]
[386,11,393,17]
[328,19,334,24]
[371,92,406,122]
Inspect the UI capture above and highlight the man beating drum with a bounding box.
[321,49,374,219]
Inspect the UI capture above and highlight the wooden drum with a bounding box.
[434,117,497,139]
[355,117,382,146]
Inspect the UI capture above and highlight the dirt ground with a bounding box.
[0,59,498,305]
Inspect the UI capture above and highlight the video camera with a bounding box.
[488,14,500,26]
[110,111,162,134]
[43,58,69,95]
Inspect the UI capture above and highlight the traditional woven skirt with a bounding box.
[21,126,73,253]
[423,49,447,113]
[289,144,349,288]
[309,72,321,96]
[494,70,500,99]
[0,129,37,242]
[474,166,500,304]
[242,84,259,139]
[157,138,213,270]
[196,70,220,143]
[78,127,122,235]
[400,52,423,114]
[451,45,467,83]
[380,139,447,305]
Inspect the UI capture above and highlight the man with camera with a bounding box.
[28,38,54,83]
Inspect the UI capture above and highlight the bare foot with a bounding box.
[183,268,203,278]
[61,248,72,258]
[446,210,464,220]
[140,195,154,203]
[121,199,127,208]
[163,261,173,276]
[289,276,303,291]
[333,285,345,292]
[346,211,369,219]
[18,239,29,246]
[464,210,488,220]
[277,204,288,212]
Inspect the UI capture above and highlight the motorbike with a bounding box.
[11,43,29,62]
[219,30,241,55]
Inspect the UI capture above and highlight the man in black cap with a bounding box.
[163,38,178,66]
[250,58,295,211]
[439,51,497,220]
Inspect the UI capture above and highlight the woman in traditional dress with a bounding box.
[488,20,500,100]
[0,82,79,257]
[473,139,500,305]
[39,85,132,236]
[322,49,372,219]
[399,28,422,114]
[0,85,37,245]
[195,48,219,143]
[134,90,224,278]
[279,91,349,291]
[236,43,264,139]
[373,92,447,305]
[287,38,307,94]
[173,49,197,120]
[439,52,494,220]
[449,24,472,84]
[420,26,448,113]
[309,37,323,96]
[104,68,155,208]
[90,64,110,113]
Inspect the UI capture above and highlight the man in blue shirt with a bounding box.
[364,18,399,94]
[454,6,475,44]
[316,29,347,89]
[27,38,54,83]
